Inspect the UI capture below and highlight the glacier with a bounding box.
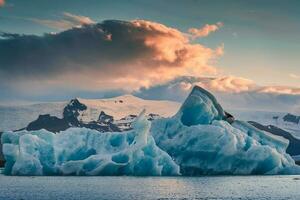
[2,86,300,175]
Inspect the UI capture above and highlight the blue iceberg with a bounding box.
[151,86,300,175]
[1,111,180,176]
[2,86,300,175]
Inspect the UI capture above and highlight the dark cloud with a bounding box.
[0,20,145,77]
[0,19,221,92]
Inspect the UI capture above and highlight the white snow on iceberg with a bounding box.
[151,86,300,175]
[1,111,180,176]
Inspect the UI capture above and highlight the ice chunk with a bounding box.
[1,112,180,176]
[151,86,300,175]
[176,86,225,126]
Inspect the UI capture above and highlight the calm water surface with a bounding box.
[0,174,300,200]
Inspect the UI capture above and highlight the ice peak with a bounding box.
[177,86,225,126]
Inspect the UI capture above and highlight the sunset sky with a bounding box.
[0,0,300,102]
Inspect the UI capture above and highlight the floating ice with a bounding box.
[2,86,300,176]
[151,86,300,175]
[1,110,180,176]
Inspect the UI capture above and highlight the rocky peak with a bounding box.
[63,98,87,125]
[98,111,114,123]
[177,86,226,126]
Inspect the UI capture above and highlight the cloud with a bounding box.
[135,75,300,100]
[196,76,256,93]
[188,22,223,38]
[181,76,300,95]
[30,12,95,30]
[63,12,95,25]
[134,76,300,113]
[0,19,222,92]
[0,0,5,7]
[135,76,258,102]
[289,73,300,79]
[258,86,300,95]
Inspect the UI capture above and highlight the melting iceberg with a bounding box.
[1,111,180,176]
[151,86,300,175]
[2,86,300,176]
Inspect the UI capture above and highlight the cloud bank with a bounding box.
[1,17,299,108]
[134,76,300,113]
[0,19,223,92]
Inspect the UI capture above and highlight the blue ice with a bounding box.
[1,111,179,176]
[151,86,300,175]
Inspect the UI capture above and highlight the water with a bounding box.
[0,174,300,200]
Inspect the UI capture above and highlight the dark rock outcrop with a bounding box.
[27,114,70,132]
[225,111,235,124]
[283,113,300,124]
[147,113,160,121]
[26,103,120,133]
[82,121,120,132]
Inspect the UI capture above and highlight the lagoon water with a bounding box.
[0,174,300,200]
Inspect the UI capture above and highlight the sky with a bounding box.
[0,0,300,103]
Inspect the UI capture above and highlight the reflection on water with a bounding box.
[0,175,300,200]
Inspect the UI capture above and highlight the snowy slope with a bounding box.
[228,109,300,139]
[76,95,180,122]
[0,95,180,132]
[0,103,66,132]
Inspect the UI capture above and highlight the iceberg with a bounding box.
[151,86,300,175]
[1,86,300,176]
[1,110,180,176]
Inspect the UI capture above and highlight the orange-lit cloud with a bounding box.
[146,75,300,96]
[0,0,5,7]
[134,75,300,113]
[195,76,300,95]
[196,76,256,93]
[188,22,223,38]
[0,19,223,91]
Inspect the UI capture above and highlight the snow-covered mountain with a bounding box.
[0,95,180,132]
[76,95,180,122]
